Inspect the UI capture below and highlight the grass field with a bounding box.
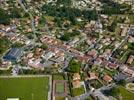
[56,83,64,94]
[118,86,134,100]
[73,86,85,96]
[0,76,49,100]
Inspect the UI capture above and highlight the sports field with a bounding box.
[0,76,49,100]
[56,83,64,94]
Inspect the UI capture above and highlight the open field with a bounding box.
[56,83,64,94]
[118,86,134,100]
[0,76,49,100]
[115,86,134,100]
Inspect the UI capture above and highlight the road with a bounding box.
[72,83,116,100]
[18,0,36,38]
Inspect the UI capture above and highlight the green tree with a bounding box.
[68,59,81,73]
[0,37,10,54]
[40,44,48,50]
[11,42,24,48]
[0,8,10,25]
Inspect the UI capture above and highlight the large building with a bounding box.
[3,48,23,62]
[7,98,19,100]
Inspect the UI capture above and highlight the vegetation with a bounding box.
[56,0,72,6]
[0,8,10,25]
[72,87,85,96]
[85,96,94,100]
[60,30,80,41]
[42,4,98,25]
[103,87,119,97]
[118,86,134,100]
[117,80,126,86]
[107,19,117,32]
[103,86,134,100]
[128,42,134,50]
[40,44,48,50]
[10,7,22,18]
[0,77,49,100]
[90,80,103,89]
[55,96,65,100]
[53,74,64,80]
[120,50,131,63]
[11,42,24,48]
[100,0,131,15]
[68,59,81,73]
[56,83,64,94]
[0,37,11,55]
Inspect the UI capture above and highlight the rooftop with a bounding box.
[3,48,23,61]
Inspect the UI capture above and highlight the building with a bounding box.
[3,48,23,62]
[73,73,81,81]
[108,63,118,69]
[72,80,81,88]
[103,75,113,83]
[88,72,97,80]
[7,98,19,100]
[120,65,134,77]
[129,28,134,36]
[127,55,134,64]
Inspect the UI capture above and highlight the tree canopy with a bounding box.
[68,59,81,73]
[0,37,11,54]
[42,4,98,24]
[0,8,10,25]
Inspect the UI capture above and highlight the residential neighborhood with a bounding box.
[0,0,134,100]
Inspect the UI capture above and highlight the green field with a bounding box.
[0,76,49,100]
[118,86,134,100]
[73,86,85,96]
[56,83,64,94]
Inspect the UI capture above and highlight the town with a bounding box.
[0,0,134,100]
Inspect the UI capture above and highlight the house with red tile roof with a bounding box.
[103,75,113,83]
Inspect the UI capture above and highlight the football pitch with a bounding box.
[0,76,50,100]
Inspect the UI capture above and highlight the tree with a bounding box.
[107,20,117,32]
[0,8,10,25]
[40,44,48,50]
[68,59,81,73]
[0,37,10,54]
[117,80,126,86]
[128,43,134,50]
[11,42,24,48]
[60,33,70,41]
[103,87,119,97]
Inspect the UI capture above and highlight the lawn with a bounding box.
[90,80,103,89]
[118,86,134,100]
[53,74,64,80]
[0,76,49,100]
[73,86,85,96]
[120,50,131,63]
[103,68,118,77]
[55,96,65,100]
[56,83,64,94]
